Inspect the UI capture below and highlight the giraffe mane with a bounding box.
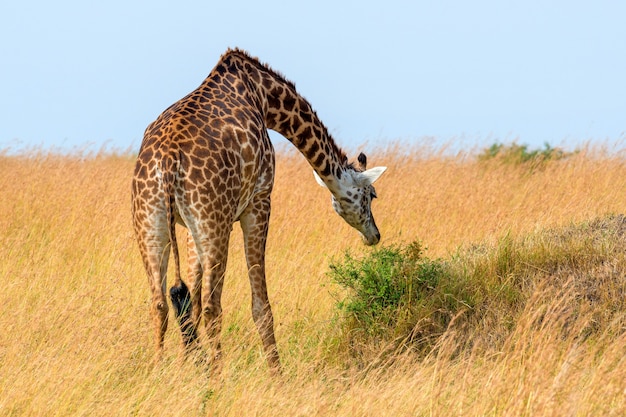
[223,48,297,91]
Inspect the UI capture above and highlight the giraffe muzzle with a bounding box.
[361,229,381,246]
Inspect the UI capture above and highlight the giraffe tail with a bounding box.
[162,155,197,347]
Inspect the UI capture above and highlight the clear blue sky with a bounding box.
[1,0,624,154]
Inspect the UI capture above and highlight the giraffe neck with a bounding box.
[216,49,349,191]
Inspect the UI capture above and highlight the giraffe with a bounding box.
[131,48,387,373]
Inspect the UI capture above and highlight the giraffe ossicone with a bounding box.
[131,48,387,373]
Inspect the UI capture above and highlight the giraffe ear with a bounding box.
[313,170,327,188]
[359,166,387,186]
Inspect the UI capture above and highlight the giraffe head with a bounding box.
[314,153,387,245]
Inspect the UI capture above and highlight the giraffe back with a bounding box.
[132,63,275,231]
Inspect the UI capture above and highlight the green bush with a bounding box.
[478,142,575,168]
[329,242,452,349]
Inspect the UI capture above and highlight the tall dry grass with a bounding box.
[0,142,625,416]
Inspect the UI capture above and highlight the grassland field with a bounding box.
[0,141,625,416]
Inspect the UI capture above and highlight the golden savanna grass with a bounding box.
[0,142,625,416]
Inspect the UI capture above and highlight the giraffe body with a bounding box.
[131,49,386,372]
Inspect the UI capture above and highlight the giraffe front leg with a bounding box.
[249,263,280,373]
[240,199,281,374]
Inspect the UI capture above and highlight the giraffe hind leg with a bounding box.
[138,241,170,363]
